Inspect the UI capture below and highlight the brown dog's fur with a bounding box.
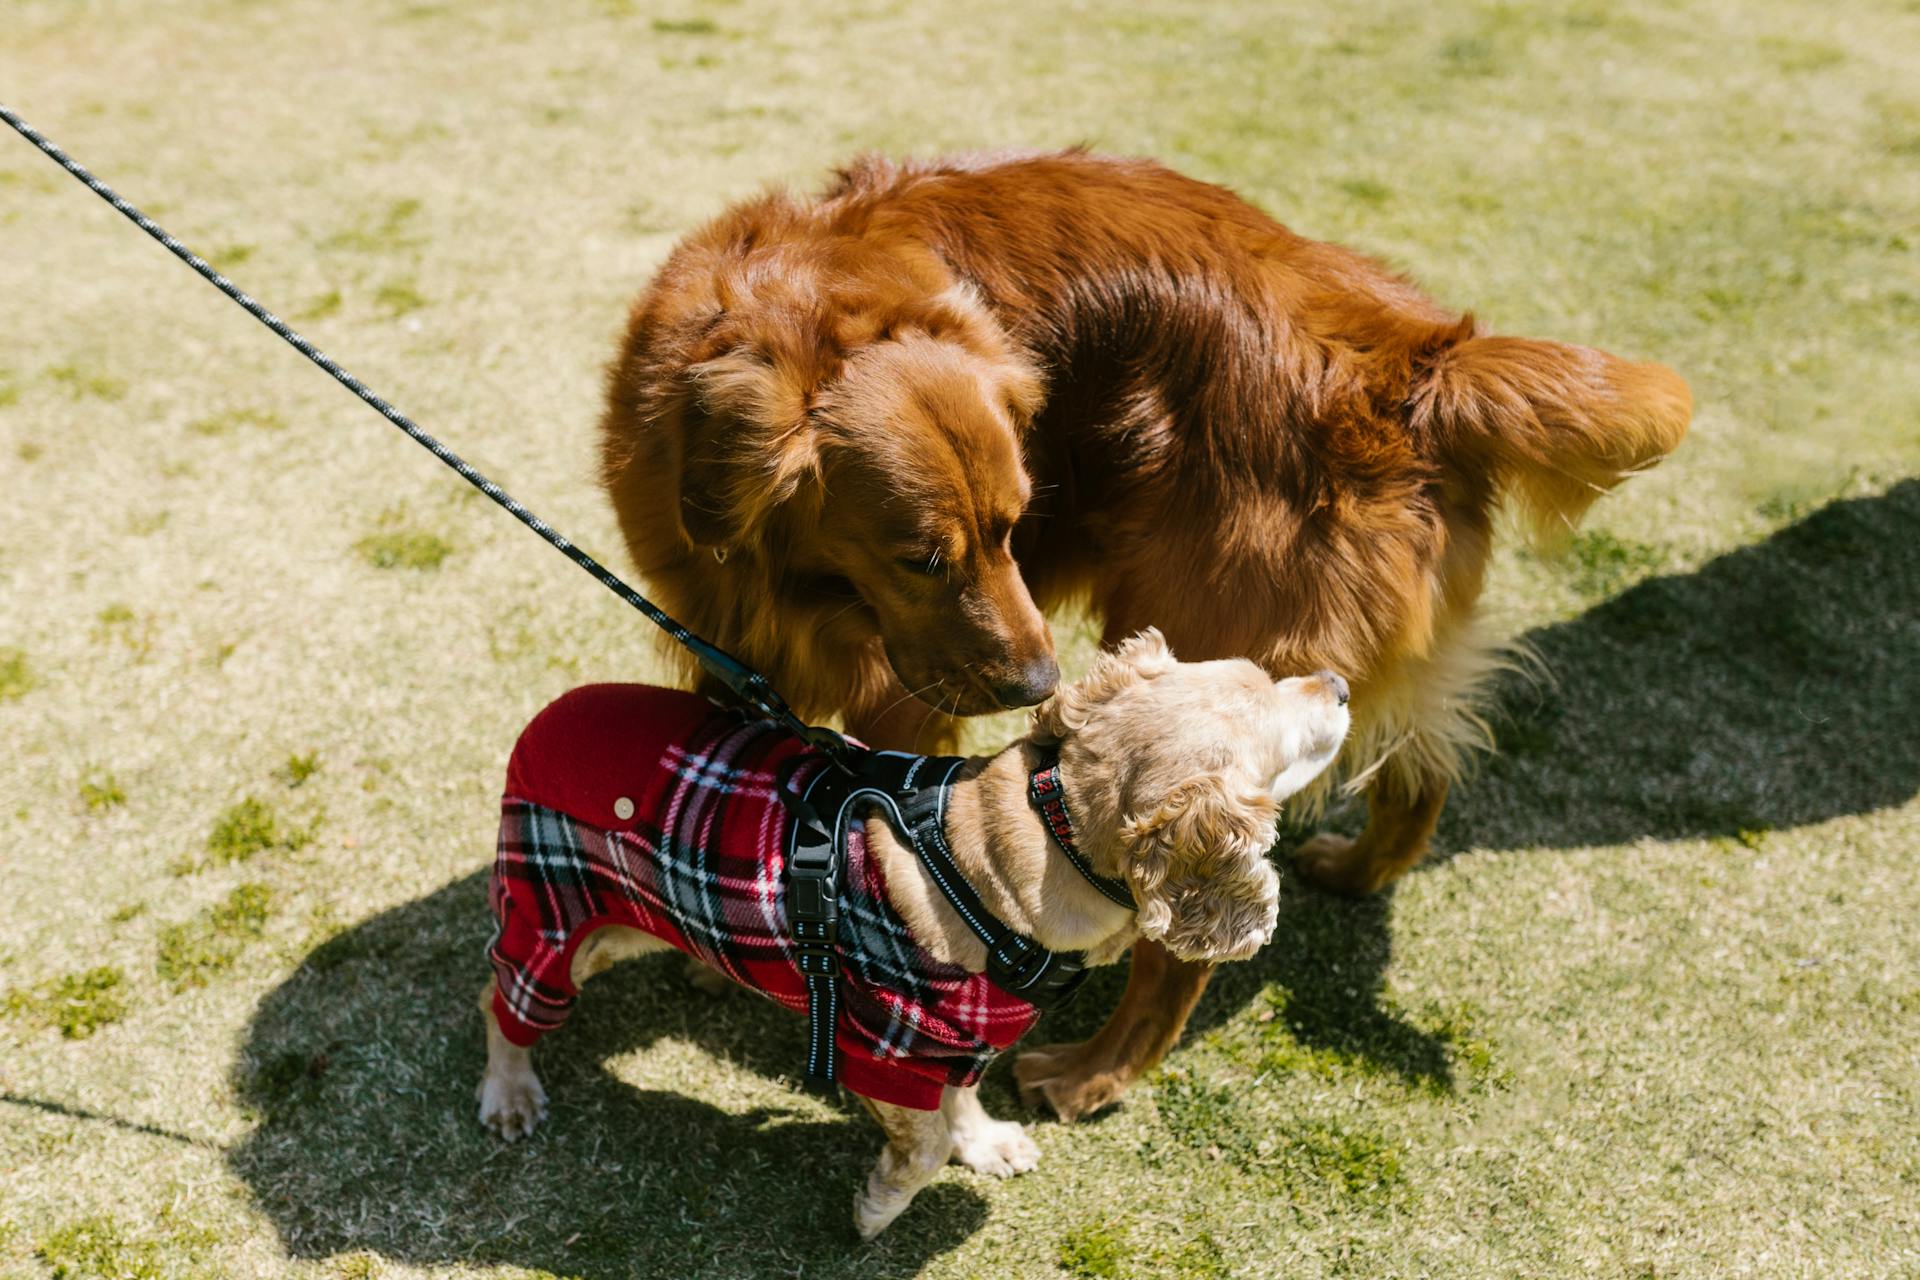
[599,149,1691,1118]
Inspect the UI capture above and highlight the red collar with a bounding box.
[1028,751,1136,910]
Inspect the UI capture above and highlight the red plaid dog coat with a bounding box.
[488,684,1043,1110]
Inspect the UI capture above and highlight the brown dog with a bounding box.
[598,149,1691,1119]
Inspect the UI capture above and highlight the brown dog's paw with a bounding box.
[1012,1043,1132,1123]
[477,1071,548,1141]
[1292,833,1378,898]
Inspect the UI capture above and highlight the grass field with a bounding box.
[3,0,1918,1276]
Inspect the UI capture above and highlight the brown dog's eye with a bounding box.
[895,552,943,576]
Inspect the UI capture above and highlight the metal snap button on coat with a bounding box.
[613,796,635,821]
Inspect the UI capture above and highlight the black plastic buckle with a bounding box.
[792,917,838,976]
[986,934,1054,992]
[788,840,839,976]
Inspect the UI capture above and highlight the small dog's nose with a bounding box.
[1316,669,1350,706]
[992,654,1060,708]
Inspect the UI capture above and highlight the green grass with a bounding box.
[1,0,1916,1276]
[47,363,127,401]
[296,289,343,321]
[277,752,321,787]
[198,797,310,868]
[1153,1070,1404,1202]
[155,884,275,989]
[353,527,453,569]
[78,771,126,812]
[1059,1222,1131,1278]
[0,647,33,701]
[321,197,424,255]
[35,1216,164,1280]
[186,408,286,436]
[372,279,428,317]
[4,966,129,1040]
[1556,529,1669,598]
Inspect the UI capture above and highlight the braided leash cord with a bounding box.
[1,101,848,761]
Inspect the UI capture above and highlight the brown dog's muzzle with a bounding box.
[989,653,1061,709]
[896,645,1059,716]
[875,558,1059,715]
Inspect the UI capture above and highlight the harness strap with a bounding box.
[777,748,1099,1087]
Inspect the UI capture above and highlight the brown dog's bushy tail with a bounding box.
[1417,332,1692,536]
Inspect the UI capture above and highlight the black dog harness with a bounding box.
[778,746,1135,1087]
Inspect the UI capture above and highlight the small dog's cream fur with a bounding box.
[476,630,1349,1237]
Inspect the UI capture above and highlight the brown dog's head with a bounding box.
[1031,630,1351,963]
[669,273,1057,715]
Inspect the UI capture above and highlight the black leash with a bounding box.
[2,101,1127,1092]
[0,101,852,768]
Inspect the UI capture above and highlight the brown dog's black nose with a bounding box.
[992,655,1060,709]
[1316,669,1350,706]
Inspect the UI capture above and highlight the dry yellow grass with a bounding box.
[2,1,1917,1276]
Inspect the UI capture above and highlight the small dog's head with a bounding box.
[667,276,1056,716]
[1031,630,1350,964]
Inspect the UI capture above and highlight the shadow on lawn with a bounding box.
[226,874,986,1280]
[1164,479,1920,1090]
[1446,478,1920,851]
[227,483,1919,1273]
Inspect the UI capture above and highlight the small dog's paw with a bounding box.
[951,1117,1039,1178]
[1292,833,1373,897]
[476,1071,548,1141]
[852,1188,904,1241]
[684,956,732,996]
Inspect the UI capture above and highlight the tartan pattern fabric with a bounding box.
[487,685,1043,1110]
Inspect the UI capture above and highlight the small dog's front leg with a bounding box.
[476,978,547,1141]
[942,1084,1038,1178]
[853,1099,953,1240]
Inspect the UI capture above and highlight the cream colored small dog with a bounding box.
[476,630,1349,1237]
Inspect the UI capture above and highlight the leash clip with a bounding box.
[694,646,860,772]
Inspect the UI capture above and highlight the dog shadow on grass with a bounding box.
[226,875,987,1280]
[227,483,1919,1274]
[1445,477,1920,852]
[1166,479,1920,1090]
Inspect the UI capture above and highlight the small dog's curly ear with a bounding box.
[1121,774,1280,964]
[1029,628,1177,744]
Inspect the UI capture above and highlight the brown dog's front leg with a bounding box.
[1013,941,1213,1122]
[1294,774,1449,897]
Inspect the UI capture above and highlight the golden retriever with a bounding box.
[598,149,1690,1119]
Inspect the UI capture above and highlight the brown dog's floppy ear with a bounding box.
[922,284,1046,429]
[1121,774,1281,964]
[674,347,822,548]
[1029,627,1176,744]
